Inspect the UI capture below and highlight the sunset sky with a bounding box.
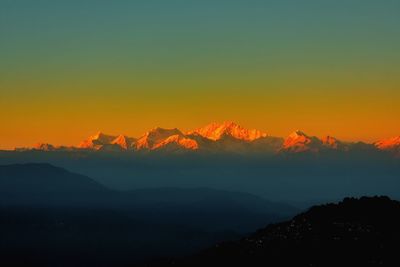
[1,0,399,149]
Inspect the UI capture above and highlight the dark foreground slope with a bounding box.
[158,196,400,267]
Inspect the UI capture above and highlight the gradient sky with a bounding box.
[1,0,399,149]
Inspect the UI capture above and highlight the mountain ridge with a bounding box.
[12,122,400,155]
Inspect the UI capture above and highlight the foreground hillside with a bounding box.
[157,196,400,267]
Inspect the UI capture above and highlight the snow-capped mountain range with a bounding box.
[16,121,400,155]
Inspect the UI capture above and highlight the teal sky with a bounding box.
[0,0,399,148]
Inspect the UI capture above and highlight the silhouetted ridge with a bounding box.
[296,196,399,226]
[161,196,400,267]
[0,163,109,205]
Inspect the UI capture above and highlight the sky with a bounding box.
[1,0,399,149]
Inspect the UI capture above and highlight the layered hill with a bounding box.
[0,163,109,205]
[0,163,297,231]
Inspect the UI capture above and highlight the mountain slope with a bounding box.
[78,132,118,150]
[135,127,184,150]
[187,121,267,141]
[375,136,400,157]
[282,131,350,153]
[152,134,199,151]
[111,134,136,150]
[282,130,323,152]
[164,196,400,267]
[375,136,400,150]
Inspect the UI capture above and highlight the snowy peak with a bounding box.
[78,132,137,151]
[111,135,136,150]
[283,132,348,153]
[187,121,267,141]
[286,130,309,140]
[90,132,116,144]
[78,132,117,150]
[135,127,183,150]
[283,130,314,149]
[375,136,400,150]
[152,134,199,151]
[283,130,324,153]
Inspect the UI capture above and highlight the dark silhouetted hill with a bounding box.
[0,163,298,266]
[0,163,296,231]
[0,163,107,193]
[2,151,399,202]
[0,163,109,206]
[158,196,400,267]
